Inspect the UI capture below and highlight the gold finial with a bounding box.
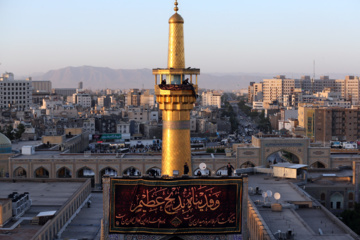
[174,0,178,12]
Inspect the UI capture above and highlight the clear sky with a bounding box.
[1,0,360,77]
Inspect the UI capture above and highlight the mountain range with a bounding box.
[28,66,353,91]
[29,66,264,90]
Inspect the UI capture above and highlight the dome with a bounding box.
[0,133,12,154]
[169,13,184,24]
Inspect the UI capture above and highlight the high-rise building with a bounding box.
[263,75,295,105]
[0,72,32,110]
[125,89,141,107]
[298,104,360,142]
[152,1,200,176]
[201,91,221,108]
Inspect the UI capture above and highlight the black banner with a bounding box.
[109,178,242,234]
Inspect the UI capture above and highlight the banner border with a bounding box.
[109,178,243,235]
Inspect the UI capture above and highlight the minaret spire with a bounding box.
[174,0,178,12]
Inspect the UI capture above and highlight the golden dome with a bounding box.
[169,13,184,24]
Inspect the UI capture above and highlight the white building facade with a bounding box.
[201,91,221,108]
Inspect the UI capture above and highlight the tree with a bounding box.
[4,125,14,140]
[15,124,25,140]
[341,203,360,234]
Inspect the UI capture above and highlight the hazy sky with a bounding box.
[1,0,360,77]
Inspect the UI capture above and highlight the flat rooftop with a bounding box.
[307,170,353,179]
[248,174,355,239]
[11,140,43,152]
[0,180,86,240]
[0,181,83,206]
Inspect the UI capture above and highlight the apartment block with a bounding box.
[298,105,360,142]
[201,91,221,108]
[0,72,32,110]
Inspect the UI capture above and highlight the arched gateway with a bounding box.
[235,134,331,168]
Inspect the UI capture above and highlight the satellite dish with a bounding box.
[199,163,206,170]
[262,192,267,198]
[274,192,281,200]
[266,190,273,198]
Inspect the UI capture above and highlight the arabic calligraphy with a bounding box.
[110,179,242,234]
[128,186,221,215]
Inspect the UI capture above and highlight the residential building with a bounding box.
[98,96,111,108]
[0,72,32,110]
[116,122,130,134]
[83,118,96,135]
[298,105,360,142]
[263,75,295,105]
[32,80,52,93]
[52,88,77,96]
[201,91,221,108]
[140,89,156,108]
[73,91,91,108]
[125,89,141,107]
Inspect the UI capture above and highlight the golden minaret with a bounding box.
[153,0,200,176]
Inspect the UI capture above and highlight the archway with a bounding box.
[123,167,141,176]
[57,167,72,178]
[77,167,95,187]
[34,167,49,178]
[14,167,27,178]
[330,192,344,209]
[310,161,326,168]
[193,168,211,176]
[240,161,255,168]
[100,167,118,187]
[216,166,228,176]
[266,150,300,166]
[146,167,161,177]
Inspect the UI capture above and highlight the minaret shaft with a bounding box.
[161,110,191,176]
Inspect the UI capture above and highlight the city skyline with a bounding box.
[1,0,360,77]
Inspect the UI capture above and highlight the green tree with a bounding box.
[5,125,14,140]
[341,203,360,234]
[15,124,25,139]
